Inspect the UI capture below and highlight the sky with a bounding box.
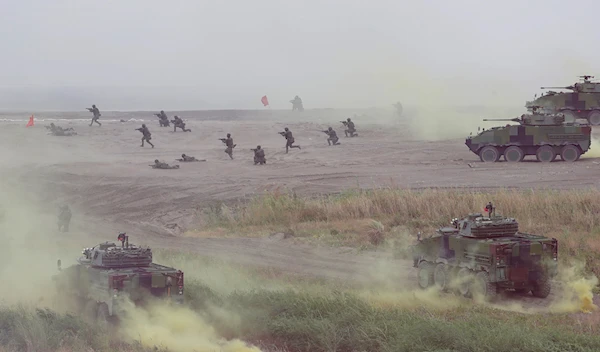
[0,0,599,110]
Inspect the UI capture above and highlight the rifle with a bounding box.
[321,130,330,134]
[278,131,286,136]
[340,121,348,126]
[250,148,258,152]
[86,108,93,112]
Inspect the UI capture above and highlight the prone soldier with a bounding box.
[136,124,154,148]
[177,153,205,162]
[278,127,301,153]
[150,159,180,169]
[251,145,266,165]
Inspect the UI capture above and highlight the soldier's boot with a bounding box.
[148,141,155,148]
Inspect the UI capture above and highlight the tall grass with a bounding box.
[199,188,600,276]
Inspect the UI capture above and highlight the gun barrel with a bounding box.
[540,86,573,90]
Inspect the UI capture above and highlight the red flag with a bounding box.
[261,95,269,106]
[26,115,34,127]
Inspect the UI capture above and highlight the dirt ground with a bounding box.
[1,108,599,312]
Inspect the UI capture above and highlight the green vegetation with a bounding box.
[195,188,600,277]
[6,277,600,352]
[6,189,600,351]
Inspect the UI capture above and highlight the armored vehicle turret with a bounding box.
[465,107,591,163]
[525,75,600,125]
[412,203,558,300]
[53,233,184,324]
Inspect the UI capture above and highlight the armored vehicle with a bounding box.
[525,75,600,125]
[465,107,591,163]
[53,233,184,324]
[412,203,558,299]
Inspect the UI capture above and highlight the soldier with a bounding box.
[322,127,340,146]
[87,104,102,126]
[177,153,204,162]
[151,159,180,169]
[251,145,266,165]
[57,205,72,232]
[136,124,154,148]
[290,95,304,112]
[172,116,191,132]
[47,123,76,136]
[219,133,236,159]
[155,110,170,127]
[278,127,301,153]
[343,117,357,137]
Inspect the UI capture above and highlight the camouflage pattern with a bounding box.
[466,112,591,163]
[525,75,600,125]
[411,204,558,299]
[53,235,184,324]
[151,160,179,169]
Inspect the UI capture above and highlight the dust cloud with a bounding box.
[118,298,262,352]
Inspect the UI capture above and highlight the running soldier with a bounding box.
[278,127,301,153]
[136,124,154,148]
[219,133,235,159]
[87,105,102,126]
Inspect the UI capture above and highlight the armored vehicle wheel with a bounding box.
[588,111,600,125]
[417,261,434,289]
[97,303,110,325]
[536,145,556,163]
[504,146,524,163]
[532,276,552,298]
[560,145,580,162]
[470,271,497,299]
[433,263,449,291]
[479,146,499,163]
[562,110,577,123]
[456,268,473,296]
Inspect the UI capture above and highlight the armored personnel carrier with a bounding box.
[525,75,600,125]
[465,107,591,163]
[53,233,184,324]
[412,203,558,300]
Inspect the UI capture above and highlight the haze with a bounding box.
[1,0,598,110]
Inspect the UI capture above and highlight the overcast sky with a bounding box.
[1,0,598,110]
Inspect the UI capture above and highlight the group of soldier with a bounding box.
[46,105,359,167]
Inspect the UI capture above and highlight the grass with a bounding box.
[6,187,600,351]
[193,187,600,277]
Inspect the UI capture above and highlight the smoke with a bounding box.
[117,298,262,352]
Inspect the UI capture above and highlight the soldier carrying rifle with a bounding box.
[251,145,266,165]
[321,127,340,146]
[278,127,301,153]
[340,117,357,137]
[219,133,235,159]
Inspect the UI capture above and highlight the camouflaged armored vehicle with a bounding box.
[525,75,600,125]
[412,203,558,299]
[53,233,184,324]
[465,107,591,163]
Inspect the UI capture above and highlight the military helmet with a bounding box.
[284,127,289,131]
[92,104,96,108]
[257,145,261,149]
[227,133,231,137]
[328,127,332,130]
[161,110,164,113]
[182,154,186,157]
[155,159,159,163]
[142,124,146,127]
[347,118,351,121]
